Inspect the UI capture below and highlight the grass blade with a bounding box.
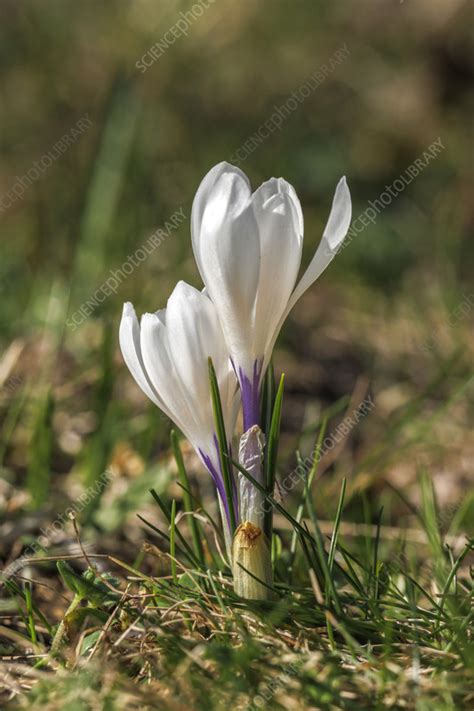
[26,387,54,508]
[260,360,275,438]
[171,429,205,564]
[170,500,177,584]
[328,478,347,573]
[263,374,285,540]
[302,478,343,616]
[149,489,201,567]
[288,419,328,583]
[208,357,237,533]
[24,582,37,644]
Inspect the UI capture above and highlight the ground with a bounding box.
[0,1,473,709]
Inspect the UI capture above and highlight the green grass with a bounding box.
[1,264,472,711]
[1,1,473,708]
[1,475,472,710]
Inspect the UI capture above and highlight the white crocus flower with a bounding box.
[119,280,239,542]
[191,162,352,430]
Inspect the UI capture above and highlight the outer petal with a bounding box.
[119,302,166,411]
[285,176,351,315]
[139,311,193,441]
[191,162,252,278]
[165,281,226,419]
[163,283,240,533]
[120,285,240,542]
[167,282,237,439]
[263,177,351,368]
[140,283,238,454]
[192,164,261,377]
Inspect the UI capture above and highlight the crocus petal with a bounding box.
[139,311,194,442]
[139,282,238,457]
[253,176,304,237]
[261,177,351,370]
[285,176,351,315]
[119,281,240,547]
[251,178,304,359]
[189,163,351,433]
[165,282,216,407]
[165,281,236,439]
[119,302,167,412]
[191,161,252,278]
[192,162,261,377]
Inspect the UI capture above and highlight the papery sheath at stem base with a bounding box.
[238,424,266,529]
[232,521,273,600]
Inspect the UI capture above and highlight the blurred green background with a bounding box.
[0,0,473,546]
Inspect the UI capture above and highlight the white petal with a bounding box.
[166,282,239,442]
[119,302,164,410]
[191,161,251,278]
[139,310,193,440]
[261,178,351,370]
[285,176,351,314]
[251,179,303,358]
[141,282,238,452]
[322,176,352,250]
[192,163,261,376]
[165,281,220,408]
[255,176,304,237]
[285,180,304,237]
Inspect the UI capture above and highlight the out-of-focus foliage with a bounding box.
[0,5,473,707]
[0,0,472,530]
[1,0,472,334]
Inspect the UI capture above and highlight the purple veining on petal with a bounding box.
[199,438,239,532]
[212,434,239,521]
[238,359,263,431]
[199,447,230,527]
[228,442,239,516]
